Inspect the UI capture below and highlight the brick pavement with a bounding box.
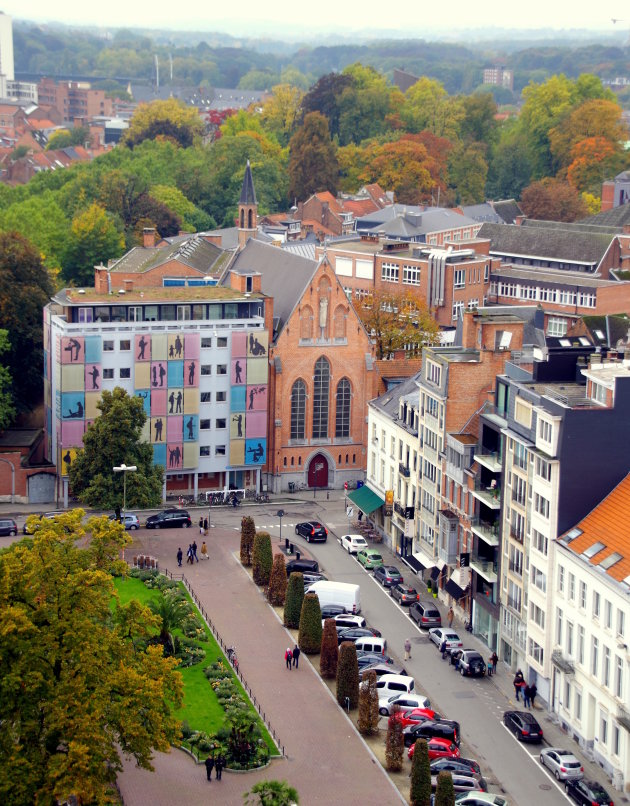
[117,524,403,806]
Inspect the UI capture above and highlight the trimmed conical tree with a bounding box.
[358,669,379,735]
[385,705,404,771]
[298,592,322,654]
[240,516,256,566]
[336,641,359,709]
[284,572,304,629]
[252,531,273,586]
[267,553,287,606]
[410,739,432,806]
[320,618,339,679]
[434,771,455,806]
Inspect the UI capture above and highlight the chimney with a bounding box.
[143,227,156,248]
[94,264,109,294]
[124,279,134,292]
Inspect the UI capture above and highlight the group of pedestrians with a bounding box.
[204,753,225,782]
[176,540,209,566]
[513,669,538,707]
[284,645,301,669]
[198,517,209,535]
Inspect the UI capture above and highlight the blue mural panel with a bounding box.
[135,389,151,417]
[85,336,102,364]
[245,438,266,465]
[61,392,85,420]
[167,361,184,388]
[153,443,167,467]
[230,385,246,411]
[183,414,198,442]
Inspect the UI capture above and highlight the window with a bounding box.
[291,379,306,440]
[200,419,211,430]
[312,357,330,439]
[452,301,464,321]
[568,573,575,601]
[201,392,211,403]
[564,680,571,710]
[534,493,550,519]
[593,591,601,619]
[103,340,114,352]
[603,646,611,687]
[528,638,544,665]
[514,398,532,428]
[613,725,620,757]
[592,637,599,676]
[578,625,585,665]
[78,307,93,323]
[128,306,141,322]
[216,419,226,429]
[615,656,623,698]
[605,600,613,630]
[556,608,563,645]
[535,456,551,481]
[426,360,442,386]
[512,475,526,505]
[532,529,548,556]
[216,365,227,375]
[119,368,131,379]
[201,338,212,348]
[579,581,587,610]
[216,391,226,402]
[217,336,227,347]
[531,564,546,593]
[538,418,553,444]
[454,269,465,289]
[507,579,522,611]
[200,446,210,457]
[103,368,114,380]
[558,564,565,593]
[575,690,582,721]
[566,621,574,656]
[215,445,226,456]
[381,262,399,282]
[177,305,190,321]
[618,609,625,638]
[591,381,607,405]
[201,365,212,375]
[600,712,608,745]
[403,264,420,285]
[509,544,523,576]
[530,601,545,628]
[120,340,131,351]
[513,441,528,470]
[547,316,568,337]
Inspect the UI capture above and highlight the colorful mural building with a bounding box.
[43,276,270,505]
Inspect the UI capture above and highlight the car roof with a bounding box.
[381,565,400,571]
[506,710,539,722]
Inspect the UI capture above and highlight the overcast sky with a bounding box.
[1,3,625,37]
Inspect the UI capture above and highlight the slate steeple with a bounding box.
[238,160,258,248]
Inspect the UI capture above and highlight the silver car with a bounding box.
[539,747,584,781]
[110,513,140,530]
[428,627,463,651]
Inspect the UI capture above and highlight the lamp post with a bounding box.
[113,463,137,517]
[277,509,285,544]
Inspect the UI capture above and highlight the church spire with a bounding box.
[238,160,258,248]
[239,159,258,205]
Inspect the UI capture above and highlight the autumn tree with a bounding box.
[337,63,395,146]
[357,288,440,359]
[240,516,256,566]
[360,138,434,205]
[69,387,163,509]
[520,177,588,222]
[0,330,15,430]
[62,202,125,286]
[260,83,305,147]
[289,112,339,200]
[320,618,339,679]
[385,706,405,771]
[122,98,204,149]
[549,98,628,171]
[267,553,288,606]
[400,77,463,140]
[300,72,353,139]
[410,739,432,806]
[357,670,379,736]
[0,512,183,805]
[566,137,627,195]
[336,641,360,709]
[46,126,90,151]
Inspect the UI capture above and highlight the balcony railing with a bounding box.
[507,595,522,613]
[399,462,410,478]
[471,517,500,547]
[471,482,501,510]
[551,649,575,675]
[508,561,523,577]
[474,451,502,472]
[470,553,498,583]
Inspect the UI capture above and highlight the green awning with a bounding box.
[347,485,385,514]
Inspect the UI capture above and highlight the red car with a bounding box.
[408,737,461,761]
[393,707,440,728]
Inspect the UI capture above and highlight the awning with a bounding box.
[347,485,385,514]
[411,546,437,571]
[430,566,441,580]
[401,554,422,575]
[450,566,471,590]
[445,579,467,599]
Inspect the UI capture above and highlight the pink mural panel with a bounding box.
[245,411,267,439]
[150,361,168,389]
[166,443,183,470]
[184,358,199,387]
[85,364,101,391]
[232,331,247,357]
[246,384,267,411]
[184,334,200,360]
[135,334,151,361]
[151,389,167,416]
[167,416,183,442]
[231,358,246,385]
[60,336,85,365]
[61,420,85,447]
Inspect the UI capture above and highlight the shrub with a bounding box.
[298,592,322,654]
[434,771,455,806]
[358,670,379,735]
[267,553,288,606]
[410,739,432,806]
[385,705,404,771]
[320,618,339,679]
[336,641,359,709]
[252,532,273,586]
[240,516,256,566]
[283,572,304,628]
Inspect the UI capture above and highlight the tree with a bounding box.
[289,112,339,200]
[359,137,435,205]
[0,191,70,272]
[320,618,339,679]
[46,126,90,151]
[244,779,300,805]
[240,516,256,566]
[260,84,305,147]
[298,592,322,654]
[566,137,626,195]
[434,771,455,806]
[385,706,405,771]
[356,288,440,360]
[301,72,353,139]
[149,185,215,232]
[520,177,587,222]
[336,641,359,709]
[0,330,15,430]
[0,231,54,411]
[519,74,577,177]
[447,142,488,205]
[147,594,190,656]
[62,202,125,285]
[410,739,432,806]
[486,127,532,200]
[400,77,463,140]
[459,93,498,146]
[337,63,395,146]
[69,387,163,509]
[283,572,305,629]
[0,513,183,805]
[357,670,379,735]
[122,98,204,149]
[252,532,273,587]
[267,553,288,606]
[549,98,627,171]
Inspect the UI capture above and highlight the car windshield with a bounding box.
[371,554,383,561]
[590,785,609,797]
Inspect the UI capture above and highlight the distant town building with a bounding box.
[483,66,513,91]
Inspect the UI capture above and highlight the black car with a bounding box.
[302,572,328,586]
[457,650,486,677]
[294,521,328,543]
[145,510,192,529]
[0,517,17,536]
[565,778,613,805]
[321,604,346,619]
[503,710,543,743]
[357,653,394,670]
[373,564,403,587]
[285,558,319,576]
[360,661,407,677]
[403,719,461,748]
[430,758,486,789]
[337,626,382,645]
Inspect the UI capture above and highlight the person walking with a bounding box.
[199,516,204,535]
[440,638,448,659]
[203,517,208,535]
[186,544,194,564]
[176,547,183,567]
[285,648,292,670]
[513,669,525,701]
[192,540,199,562]
[292,644,301,669]
[200,541,209,560]
[490,651,498,674]
[404,638,412,660]
[215,754,225,780]
[204,755,214,782]
[529,682,538,708]
[523,684,532,708]
[447,607,454,629]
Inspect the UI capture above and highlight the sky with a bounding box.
[1,2,626,39]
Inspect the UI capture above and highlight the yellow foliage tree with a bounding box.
[123,98,204,148]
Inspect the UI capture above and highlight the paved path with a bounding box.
[117,525,402,806]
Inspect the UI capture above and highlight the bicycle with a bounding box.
[256,492,270,503]
[244,488,257,500]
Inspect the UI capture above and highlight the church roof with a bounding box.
[239,160,257,206]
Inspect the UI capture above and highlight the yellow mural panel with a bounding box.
[151,333,167,361]
[184,389,199,415]
[183,443,198,469]
[85,392,102,420]
[135,361,151,389]
[230,440,245,466]
[61,364,86,392]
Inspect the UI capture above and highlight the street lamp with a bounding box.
[277,509,285,544]
[113,464,137,517]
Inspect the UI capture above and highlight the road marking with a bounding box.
[500,722,573,803]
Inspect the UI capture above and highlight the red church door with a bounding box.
[307,454,329,488]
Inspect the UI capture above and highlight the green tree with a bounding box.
[385,706,404,771]
[69,387,163,509]
[46,126,90,151]
[434,771,455,806]
[267,553,288,606]
[410,739,432,806]
[0,330,15,430]
[244,779,300,805]
[238,69,280,91]
[289,112,339,200]
[337,63,395,146]
[240,516,256,566]
[149,185,215,232]
[252,532,273,587]
[0,232,54,411]
[260,84,305,147]
[320,618,339,679]
[357,670,379,736]
[486,126,532,200]
[336,641,359,709]
[283,572,305,629]
[520,74,576,177]
[0,512,183,806]
[300,72,353,139]
[520,177,587,222]
[447,142,488,205]
[0,191,70,272]
[298,592,322,654]
[122,98,204,149]
[459,93,498,146]
[400,77,463,139]
[62,202,125,286]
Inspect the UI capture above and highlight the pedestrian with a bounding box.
[490,651,498,674]
[523,684,531,708]
[204,754,214,782]
[200,540,209,560]
[187,544,194,564]
[440,638,447,659]
[199,516,203,534]
[203,517,208,535]
[404,638,412,660]
[192,540,199,562]
[215,754,225,780]
[529,682,538,708]
[285,647,292,670]
[447,607,454,628]
[292,644,300,669]
[176,547,183,567]
[513,669,524,701]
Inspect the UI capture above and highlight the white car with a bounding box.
[339,534,368,554]
[428,627,463,651]
[455,795,509,806]
[539,747,584,781]
[378,691,431,716]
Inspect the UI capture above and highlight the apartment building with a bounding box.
[38,78,113,125]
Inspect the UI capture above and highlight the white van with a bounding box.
[375,674,415,697]
[306,580,361,614]
[354,636,387,655]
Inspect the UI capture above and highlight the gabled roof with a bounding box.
[239,160,257,206]
[370,371,421,419]
[490,199,523,224]
[109,234,224,275]
[461,203,504,224]
[357,204,477,236]
[580,202,630,230]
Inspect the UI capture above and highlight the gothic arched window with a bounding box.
[291,379,306,440]
[312,357,330,439]
[335,378,351,438]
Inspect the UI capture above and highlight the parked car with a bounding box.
[373,564,404,587]
[358,654,394,672]
[454,795,509,806]
[391,583,419,605]
[408,737,460,761]
[146,510,192,529]
[0,517,17,536]
[286,558,319,576]
[503,710,543,743]
[457,650,486,677]
[431,758,486,788]
[379,692,431,716]
[432,774,484,794]
[339,534,368,554]
[356,549,383,570]
[361,661,407,678]
[328,614,366,631]
[321,604,346,619]
[337,627,382,645]
[302,572,328,586]
[109,513,140,530]
[429,628,463,651]
[539,748,584,782]
[391,707,440,728]
[565,778,613,805]
[403,719,461,748]
[376,674,415,697]
[294,521,328,543]
[409,600,442,628]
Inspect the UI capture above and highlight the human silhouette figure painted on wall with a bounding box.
[169,446,181,467]
[186,417,194,439]
[176,391,182,413]
[248,386,265,410]
[89,365,100,390]
[249,333,266,356]
[175,335,183,358]
[65,401,84,419]
[63,450,72,471]
[152,366,157,387]
[247,442,264,462]
[235,361,243,383]
[169,392,175,414]
[159,364,166,387]
[64,338,81,362]
[169,345,175,359]
[138,336,147,360]
[188,362,195,385]
[154,418,163,442]
[233,413,243,437]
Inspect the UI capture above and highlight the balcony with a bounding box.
[617,706,630,733]
[471,481,501,510]
[474,451,502,472]
[470,553,498,583]
[551,649,575,675]
[471,517,500,547]
[399,462,410,478]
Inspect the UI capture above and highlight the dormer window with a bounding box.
[590,380,607,405]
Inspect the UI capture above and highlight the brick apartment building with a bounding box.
[38,78,113,125]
